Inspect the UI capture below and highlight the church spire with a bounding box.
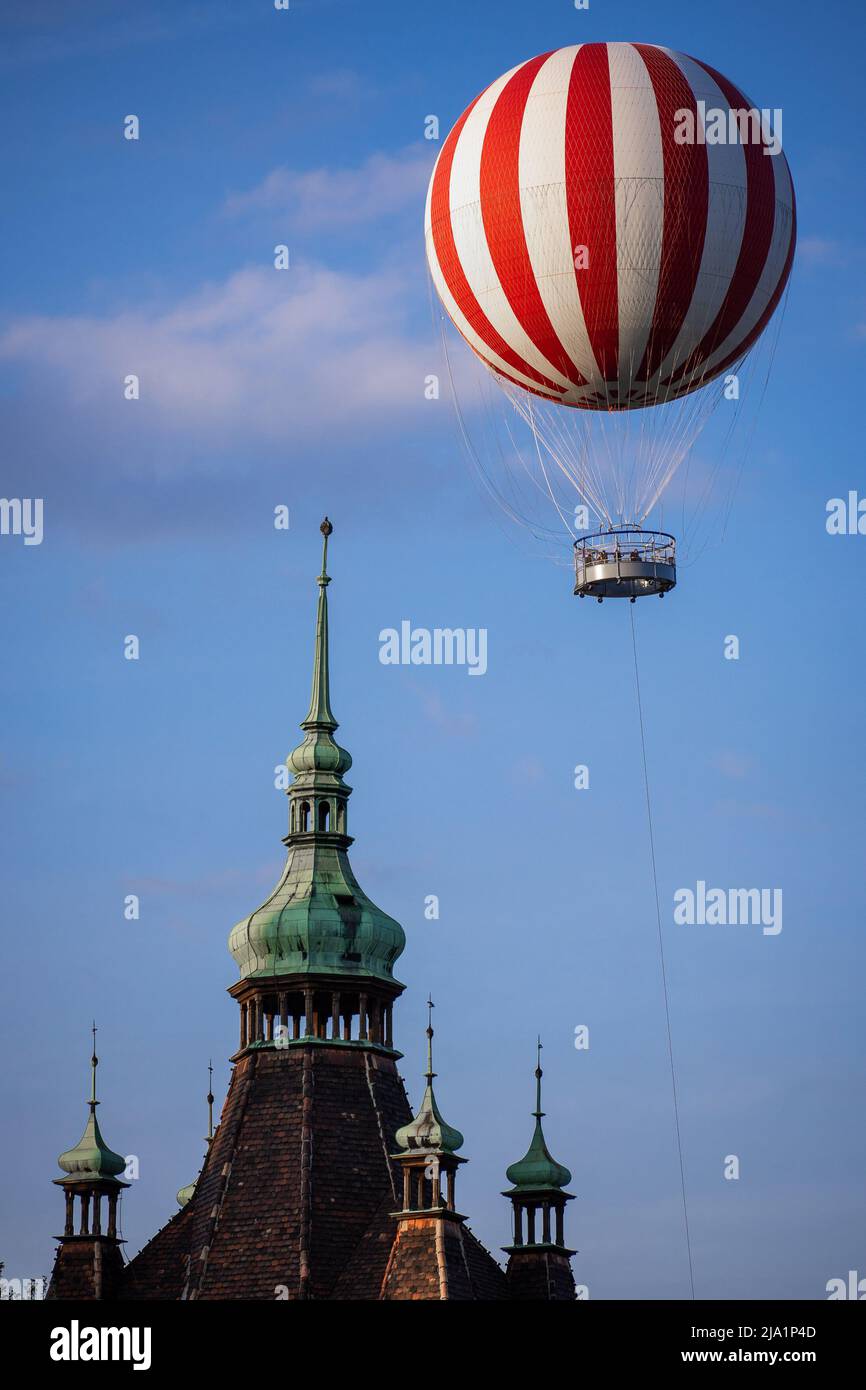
[302,517,337,731]
[283,517,353,841]
[228,519,406,1049]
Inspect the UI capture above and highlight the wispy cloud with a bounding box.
[307,68,368,101]
[0,260,433,449]
[126,863,277,899]
[797,237,843,266]
[712,797,785,820]
[712,750,751,780]
[223,145,435,229]
[418,690,477,738]
[0,1,249,70]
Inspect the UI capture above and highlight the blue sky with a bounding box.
[1,0,864,1299]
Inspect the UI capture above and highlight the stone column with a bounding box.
[430,1159,441,1207]
[359,992,368,1041]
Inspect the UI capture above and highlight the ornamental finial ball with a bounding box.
[320,517,333,537]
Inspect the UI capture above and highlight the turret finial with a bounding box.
[425,995,436,1085]
[319,516,333,585]
[534,1036,544,1119]
[56,1027,127,1189]
[302,518,337,729]
[394,1000,464,1155]
[504,1037,571,1194]
[206,1060,215,1145]
[90,1021,99,1109]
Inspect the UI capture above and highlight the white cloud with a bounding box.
[223,145,435,228]
[0,261,434,448]
[307,68,367,101]
[797,237,842,266]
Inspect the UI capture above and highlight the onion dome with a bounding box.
[55,1029,126,1188]
[505,1042,571,1193]
[228,520,406,985]
[395,999,464,1154]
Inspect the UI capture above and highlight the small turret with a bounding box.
[392,997,465,1214]
[47,1026,129,1300]
[502,1041,577,1301]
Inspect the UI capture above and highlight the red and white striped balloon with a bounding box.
[425,43,796,411]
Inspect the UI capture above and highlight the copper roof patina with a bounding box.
[395,999,464,1155]
[229,520,406,985]
[504,1042,572,1194]
[55,1028,128,1189]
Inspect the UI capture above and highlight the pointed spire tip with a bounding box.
[318,517,333,585]
[425,995,436,1083]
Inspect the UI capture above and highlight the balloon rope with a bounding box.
[629,604,696,1300]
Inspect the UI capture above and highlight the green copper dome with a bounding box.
[395,1083,464,1155]
[505,1120,571,1193]
[57,1112,127,1186]
[55,1033,127,1188]
[505,1044,572,1194]
[395,1002,464,1154]
[176,1180,196,1208]
[229,520,406,985]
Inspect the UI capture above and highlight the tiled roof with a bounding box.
[114,1042,513,1301]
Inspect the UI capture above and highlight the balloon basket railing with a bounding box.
[573,527,677,602]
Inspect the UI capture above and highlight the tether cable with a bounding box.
[629,602,696,1300]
